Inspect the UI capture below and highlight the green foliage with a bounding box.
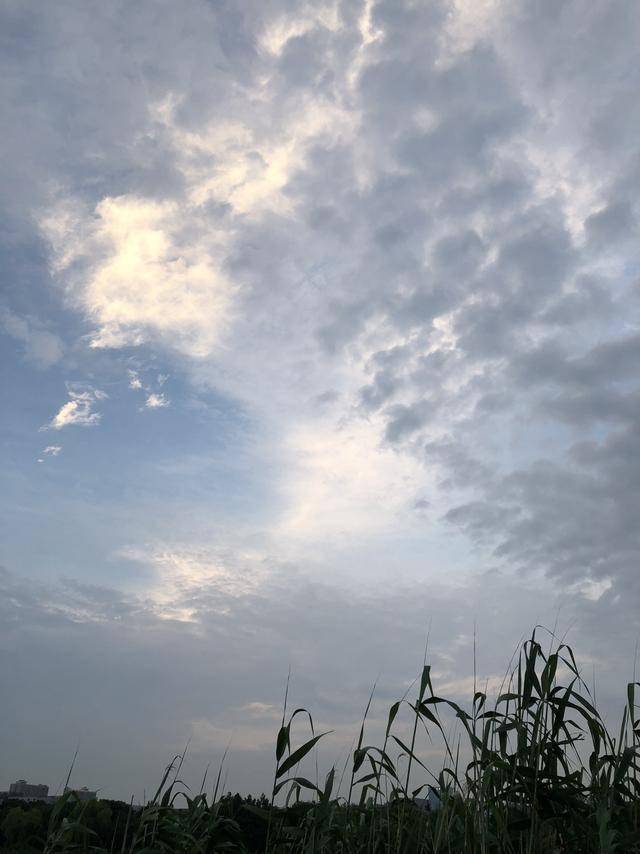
[2,804,43,850]
[3,630,640,852]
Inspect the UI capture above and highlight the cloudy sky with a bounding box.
[2,0,640,801]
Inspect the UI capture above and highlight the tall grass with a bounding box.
[26,629,640,852]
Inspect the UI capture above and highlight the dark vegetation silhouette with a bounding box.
[2,629,639,852]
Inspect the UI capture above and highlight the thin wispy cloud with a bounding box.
[1,307,63,369]
[36,445,62,463]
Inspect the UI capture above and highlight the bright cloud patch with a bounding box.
[145,392,170,409]
[119,545,268,620]
[128,370,143,390]
[45,386,106,430]
[277,417,424,544]
[41,195,235,358]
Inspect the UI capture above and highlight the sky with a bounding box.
[1,0,640,802]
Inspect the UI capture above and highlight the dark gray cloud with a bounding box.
[445,424,640,592]
[300,1,640,616]
[384,401,431,443]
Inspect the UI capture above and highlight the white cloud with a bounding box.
[276,416,424,545]
[37,445,62,463]
[573,577,613,602]
[258,4,341,57]
[40,194,236,358]
[128,370,142,389]
[39,57,355,361]
[237,701,281,719]
[45,386,105,430]
[442,0,504,57]
[118,545,269,620]
[145,392,169,409]
[49,397,100,429]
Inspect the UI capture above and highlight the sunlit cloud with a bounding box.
[275,416,427,547]
[117,545,270,620]
[44,386,106,430]
[258,3,341,57]
[128,370,143,390]
[145,392,170,409]
[40,194,236,358]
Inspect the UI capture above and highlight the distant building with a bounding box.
[64,786,97,802]
[8,780,49,800]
